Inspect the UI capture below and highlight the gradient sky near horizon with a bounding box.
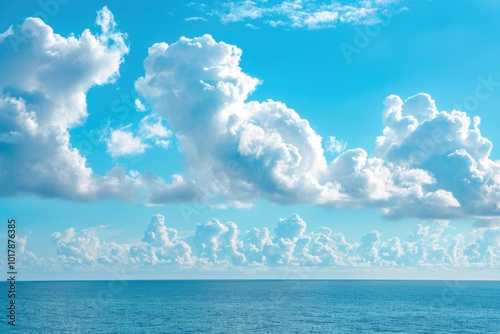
[0,0,500,280]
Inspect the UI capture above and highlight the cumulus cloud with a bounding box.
[132,35,402,208]
[275,213,307,241]
[2,8,499,221]
[48,213,500,270]
[0,7,138,201]
[15,234,44,269]
[0,234,43,271]
[52,225,131,266]
[51,215,194,267]
[133,214,194,265]
[375,93,500,218]
[137,34,351,206]
[209,0,405,29]
[107,128,148,157]
[134,34,500,219]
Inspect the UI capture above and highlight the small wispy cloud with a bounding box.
[185,16,208,22]
[106,115,171,158]
[326,136,347,155]
[107,127,148,157]
[208,0,406,29]
[245,23,260,29]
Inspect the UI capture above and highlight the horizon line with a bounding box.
[6,278,500,283]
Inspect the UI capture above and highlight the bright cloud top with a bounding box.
[208,0,405,29]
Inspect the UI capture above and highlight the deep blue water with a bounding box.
[0,280,499,333]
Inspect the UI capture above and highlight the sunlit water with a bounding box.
[1,280,499,333]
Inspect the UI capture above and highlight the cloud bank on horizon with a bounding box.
[9,213,499,271]
[1,7,500,221]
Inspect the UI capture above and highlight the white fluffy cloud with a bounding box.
[0,7,138,201]
[52,225,131,266]
[135,34,343,205]
[107,129,147,157]
[209,0,405,29]
[6,234,44,270]
[106,115,171,157]
[132,214,194,265]
[375,93,500,218]
[51,215,194,267]
[48,213,500,270]
[2,8,499,221]
[135,34,484,219]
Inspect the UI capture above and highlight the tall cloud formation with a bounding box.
[376,93,500,218]
[135,35,344,206]
[135,34,499,219]
[0,7,137,201]
[48,213,499,270]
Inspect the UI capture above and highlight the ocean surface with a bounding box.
[1,280,499,333]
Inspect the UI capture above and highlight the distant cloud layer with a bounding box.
[1,8,500,220]
[12,213,499,271]
[205,0,406,29]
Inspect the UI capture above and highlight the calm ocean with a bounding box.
[1,280,498,333]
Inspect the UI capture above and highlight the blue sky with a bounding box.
[1,0,500,280]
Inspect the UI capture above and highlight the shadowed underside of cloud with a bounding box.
[1,9,500,220]
[11,213,493,270]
